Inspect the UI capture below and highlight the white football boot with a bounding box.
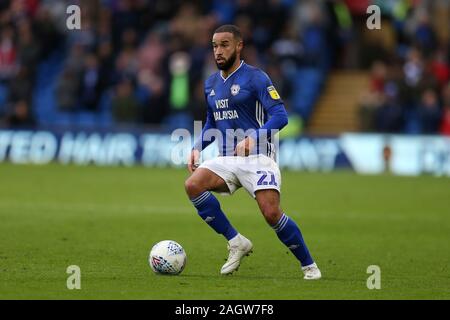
[302,262,322,280]
[220,234,253,275]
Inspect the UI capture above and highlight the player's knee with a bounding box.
[261,207,282,226]
[184,178,203,198]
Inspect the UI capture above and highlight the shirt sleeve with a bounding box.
[251,70,284,110]
[248,70,288,142]
[248,103,288,142]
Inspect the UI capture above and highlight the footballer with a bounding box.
[185,25,321,280]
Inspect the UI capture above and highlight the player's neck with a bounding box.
[221,59,243,80]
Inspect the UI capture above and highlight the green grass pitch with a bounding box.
[0,163,449,299]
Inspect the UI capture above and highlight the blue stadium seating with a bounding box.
[290,67,325,121]
[0,84,8,116]
[33,45,114,128]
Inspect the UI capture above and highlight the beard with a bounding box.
[216,50,237,71]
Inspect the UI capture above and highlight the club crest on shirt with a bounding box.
[230,84,240,96]
[267,85,280,100]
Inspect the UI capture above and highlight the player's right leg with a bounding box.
[185,167,252,275]
[185,168,237,240]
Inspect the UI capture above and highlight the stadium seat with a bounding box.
[290,68,325,121]
[0,84,8,116]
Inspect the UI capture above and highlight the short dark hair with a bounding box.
[214,24,242,40]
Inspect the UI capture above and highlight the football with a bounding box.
[149,240,187,275]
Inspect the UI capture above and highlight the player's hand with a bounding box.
[187,149,200,173]
[234,137,256,157]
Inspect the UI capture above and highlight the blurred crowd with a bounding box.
[0,0,333,131]
[0,0,61,127]
[358,0,450,135]
[0,0,362,132]
[0,0,449,136]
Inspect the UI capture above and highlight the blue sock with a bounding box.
[191,191,238,241]
[272,213,314,267]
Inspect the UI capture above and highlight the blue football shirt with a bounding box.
[200,61,285,157]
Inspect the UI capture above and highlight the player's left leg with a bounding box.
[255,189,321,280]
